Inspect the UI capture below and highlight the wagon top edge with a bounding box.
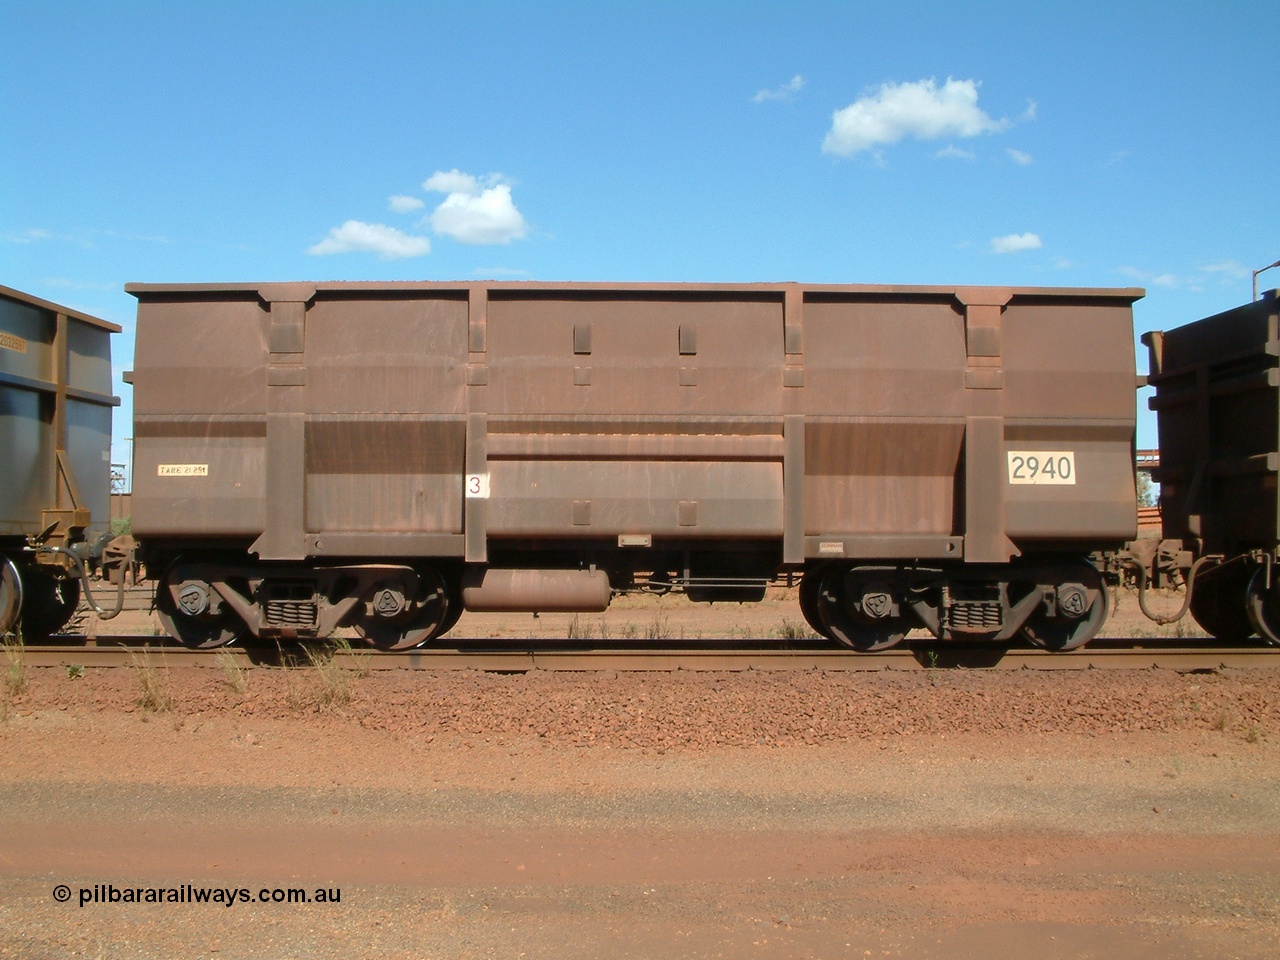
[124,280,1145,305]
[0,283,123,332]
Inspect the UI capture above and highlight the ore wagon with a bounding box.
[1,285,120,639]
[1144,288,1280,642]
[126,282,1141,650]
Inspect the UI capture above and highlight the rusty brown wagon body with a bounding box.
[1144,288,1280,642]
[126,281,1142,651]
[0,285,120,639]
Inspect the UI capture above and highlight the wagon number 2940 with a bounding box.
[1006,451,1076,485]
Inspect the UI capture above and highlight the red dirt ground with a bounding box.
[2,590,1278,959]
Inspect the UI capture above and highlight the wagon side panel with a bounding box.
[1149,290,1280,556]
[479,290,786,542]
[1000,296,1138,545]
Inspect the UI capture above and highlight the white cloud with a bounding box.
[1118,266,1181,288]
[312,168,529,256]
[3,228,67,244]
[1118,261,1262,292]
[1022,100,1038,122]
[990,232,1042,254]
[388,194,425,213]
[1201,260,1249,280]
[753,74,805,103]
[936,145,976,160]
[823,77,1010,157]
[423,170,528,245]
[1006,148,1033,165]
[423,169,481,195]
[3,227,169,247]
[307,220,431,259]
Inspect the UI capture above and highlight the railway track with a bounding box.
[15,636,1279,672]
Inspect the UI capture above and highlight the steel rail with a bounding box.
[13,637,1278,672]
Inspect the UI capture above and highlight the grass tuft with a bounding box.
[777,618,819,642]
[130,649,174,712]
[287,638,369,711]
[644,614,672,641]
[566,616,611,641]
[4,634,27,699]
[215,650,249,695]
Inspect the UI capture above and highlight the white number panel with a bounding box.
[1006,451,1076,485]
[465,473,491,499]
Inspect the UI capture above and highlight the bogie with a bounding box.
[799,558,1109,652]
[0,555,83,642]
[154,560,458,651]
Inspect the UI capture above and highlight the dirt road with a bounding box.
[3,647,1279,959]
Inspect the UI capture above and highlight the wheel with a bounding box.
[798,569,834,641]
[156,565,246,649]
[817,567,910,652]
[1020,561,1108,651]
[1,557,23,636]
[19,570,82,641]
[1245,566,1280,646]
[1188,565,1256,642]
[353,567,450,651]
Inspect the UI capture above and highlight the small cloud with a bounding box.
[823,77,1011,157]
[1105,150,1130,167]
[936,145,976,160]
[4,227,168,248]
[752,74,805,103]
[388,194,425,213]
[9,227,83,245]
[1201,260,1249,280]
[1021,100,1038,122]
[1117,265,1181,288]
[1119,260,1260,292]
[423,169,528,245]
[423,169,481,195]
[991,232,1042,254]
[307,220,431,259]
[1006,148,1033,165]
[1053,256,1074,269]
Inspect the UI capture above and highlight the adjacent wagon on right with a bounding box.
[1145,288,1280,641]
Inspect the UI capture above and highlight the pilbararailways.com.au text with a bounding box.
[60,884,341,908]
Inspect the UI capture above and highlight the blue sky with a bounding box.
[4,1,1278,466]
